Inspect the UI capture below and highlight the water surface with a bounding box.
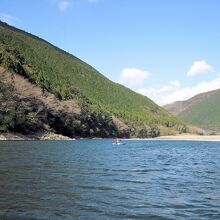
[0,140,220,219]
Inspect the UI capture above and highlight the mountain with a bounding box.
[164,89,220,133]
[0,21,185,138]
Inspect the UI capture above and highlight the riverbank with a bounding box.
[155,134,220,141]
[122,134,220,141]
[1,132,220,141]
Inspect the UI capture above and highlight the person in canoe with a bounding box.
[115,138,119,144]
[114,138,121,144]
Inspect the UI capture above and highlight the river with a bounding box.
[0,140,220,219]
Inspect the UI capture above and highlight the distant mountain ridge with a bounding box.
[164,89,220,133]
[0,21,185,138]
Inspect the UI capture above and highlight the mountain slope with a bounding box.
[164,89,220,133]
[0,21,185,138]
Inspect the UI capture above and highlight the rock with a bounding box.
[39,132,72,140]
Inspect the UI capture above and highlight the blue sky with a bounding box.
[1,0,220,105]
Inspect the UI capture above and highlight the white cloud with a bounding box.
[58,0,70,11]
[138,76,220,105]
[187,60,214,77]
[0,13,19,25]
[170,80,180,87]
[119,68,151,87]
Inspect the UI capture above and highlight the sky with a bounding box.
[1,0,220,105]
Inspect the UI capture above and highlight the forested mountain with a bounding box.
[164,89,220,133]
[0,21,186,138]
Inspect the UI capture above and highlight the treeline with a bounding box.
[0,74,122,138]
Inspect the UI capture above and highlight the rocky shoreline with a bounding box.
[0,132,72,141]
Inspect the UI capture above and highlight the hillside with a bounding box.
[0,21,185,138]
[164,89,220,133]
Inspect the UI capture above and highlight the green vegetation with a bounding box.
[0,21,185,137]
[179,90,220,132]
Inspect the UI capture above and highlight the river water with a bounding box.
[0,140,220,219]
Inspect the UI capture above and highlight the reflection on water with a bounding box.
[0,140,220,219]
